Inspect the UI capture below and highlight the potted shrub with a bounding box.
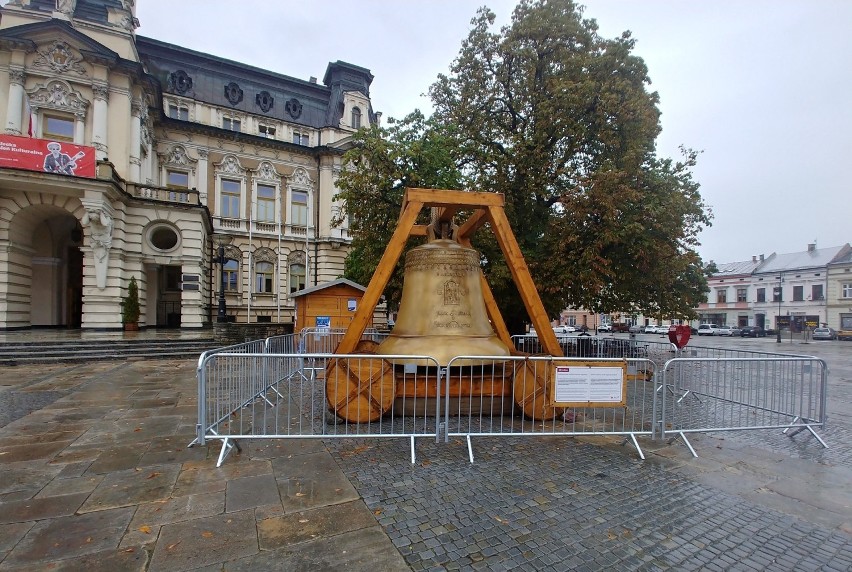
[122,276,141,331]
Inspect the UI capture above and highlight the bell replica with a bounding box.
[377,219,511,366]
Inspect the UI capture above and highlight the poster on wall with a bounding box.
[0,135,96,178]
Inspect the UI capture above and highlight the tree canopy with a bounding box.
[335,0,712,333]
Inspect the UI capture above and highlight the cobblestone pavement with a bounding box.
[328,433,852,571]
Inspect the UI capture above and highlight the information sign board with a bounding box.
[552,361,627,407]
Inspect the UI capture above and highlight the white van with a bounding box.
[697,324,718,336]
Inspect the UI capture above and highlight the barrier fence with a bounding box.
[191,335,830,466]
[660,356,829,455]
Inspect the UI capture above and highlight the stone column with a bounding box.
[74,111,85,145]
[197,149,209,203]
[91,83,109,160]
[5,68,25,135]
[129,97,143,182]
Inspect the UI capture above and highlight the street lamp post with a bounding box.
[217,245,227,322]
[775,274,783,343]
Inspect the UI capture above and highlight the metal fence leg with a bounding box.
[466,435,475,464]
[216,438,241,468]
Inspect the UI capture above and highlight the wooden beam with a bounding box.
[486,205,563,357]
[457,209,488,240]
[410,225,429,237]
[405,188,504,209]
[336,200,424,354]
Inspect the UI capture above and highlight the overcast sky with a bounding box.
[135,0,851,265]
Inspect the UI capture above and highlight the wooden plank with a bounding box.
[457,208,488,240]
[486,205,563,357]
[405,188,505,208]
[336,200,423,353]
[410,224,429,237]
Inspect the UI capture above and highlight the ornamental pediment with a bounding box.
[26,79,89,114]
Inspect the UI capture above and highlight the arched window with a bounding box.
[351,106,361,129]
[289,263,305,293]
[255,261,274,293]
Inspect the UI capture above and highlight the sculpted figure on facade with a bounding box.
[81,205,113,289]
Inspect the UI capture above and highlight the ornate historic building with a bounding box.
[0,0,374,330]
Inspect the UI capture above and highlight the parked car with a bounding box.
[597,324,612,332]
[628,324,643,334]
[838,329,852,341]
[643,325,657,334]
[713,326,734,336]
[728,326,742,337]
[812,327,837,341]
[740,326,767,338]
[697,324,718,336]
[553,325,576,335]
[612,323,631,333]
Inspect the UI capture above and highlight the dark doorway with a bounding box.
[66,247,83,328]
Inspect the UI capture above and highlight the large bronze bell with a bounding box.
[377,228,511,366]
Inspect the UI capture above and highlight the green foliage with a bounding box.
[337,0,712,332]
[334,111,466,311]
[122,276,140,324]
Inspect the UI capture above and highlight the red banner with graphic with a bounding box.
[0,135,96,178]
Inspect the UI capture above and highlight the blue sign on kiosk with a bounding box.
[316,316,331,329]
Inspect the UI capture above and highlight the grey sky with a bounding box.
[135,0,851,265]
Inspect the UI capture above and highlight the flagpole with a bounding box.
[276,219,281,323]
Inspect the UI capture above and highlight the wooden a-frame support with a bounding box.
[336,188,563,357]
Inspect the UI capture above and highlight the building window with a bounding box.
[291,190,308,227]
[255,261,274,293]
[811,285,823,301]
[223,117,241,132]
[773,287,783,303]
[843,283,852,299]
[168,104,189,120]
[351,106,361,129]
[757,288,765,303]
[43,114,74,142]
[793,286,804,302]
[223,259,239,291]
[259,124,276,138]
[166,170,189,189]
[716,290,727,303]
[257,183,276,223]
[220,178,241,218]
[292,131,308,145]
[736,288,747,302]
[289,263,305,293]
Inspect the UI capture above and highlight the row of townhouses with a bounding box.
[559,243,852,333]
[0,0,374,331]
[699,243,852,332]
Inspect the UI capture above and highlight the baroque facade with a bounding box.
[0,0,374,330]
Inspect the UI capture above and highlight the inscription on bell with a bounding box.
[434,309,472,330]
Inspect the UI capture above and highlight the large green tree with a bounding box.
[337,0,712,333]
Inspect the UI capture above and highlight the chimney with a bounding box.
[808,243,816,252]
[752,256,757,263]
[759,254,764,262]
[309,76,317,84]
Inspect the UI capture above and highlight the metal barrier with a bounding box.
[195,352,441,466]
[192,339,830,466]
[443,355,658,461]
[661,356,829,456]
[511,334,677,362]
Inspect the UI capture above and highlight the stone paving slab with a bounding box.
[0,506,134,569]
[79,464,181,513]
[0,491,89,525]
[147,509,258,572]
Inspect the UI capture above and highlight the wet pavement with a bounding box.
[0,333,850,570]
